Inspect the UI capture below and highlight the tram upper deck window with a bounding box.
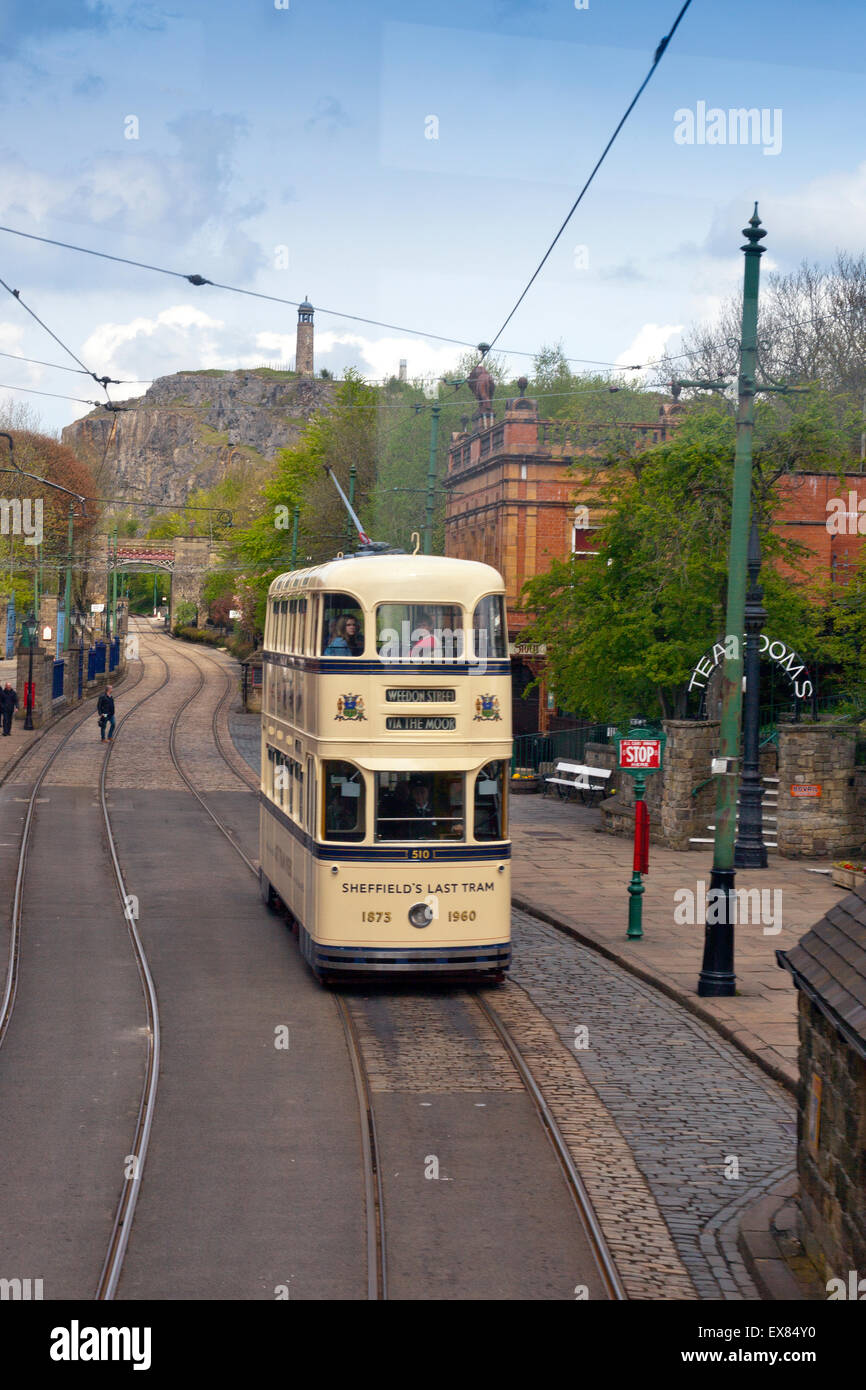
[375,604,464,661]
[323,761,365,841]
[321,593,364,656]
[472,595,507,661]
[474,761,507,841]
[375,771,464,841]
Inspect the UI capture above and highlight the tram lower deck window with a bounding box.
[375,772,464,841]
[323,761,365,841]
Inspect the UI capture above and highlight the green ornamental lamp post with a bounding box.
[698,205,766,997]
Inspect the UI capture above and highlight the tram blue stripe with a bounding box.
[262,650,511,676]
[259,793,511,861]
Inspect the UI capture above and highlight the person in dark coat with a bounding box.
[97,685,116,742]
[0,682,18,736]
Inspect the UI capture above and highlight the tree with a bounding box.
[223,370,380,631]
[521,404,828,722]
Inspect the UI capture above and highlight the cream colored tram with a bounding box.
[258,551,511,981]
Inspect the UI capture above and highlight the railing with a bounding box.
[511,723,614,774]
[109,637,119,672]
[93,640,106,675]
[52,660,64,700]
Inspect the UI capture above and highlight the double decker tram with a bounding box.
[259,549,512,982]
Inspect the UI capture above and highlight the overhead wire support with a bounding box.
[484,0,695,354]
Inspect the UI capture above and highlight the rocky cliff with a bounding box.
[62,369,336,506]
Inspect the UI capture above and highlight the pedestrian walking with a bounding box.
[97,685,116,742]
[0,682,18,736]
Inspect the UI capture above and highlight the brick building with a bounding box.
[444,389,680,733]
[445,389,866,735]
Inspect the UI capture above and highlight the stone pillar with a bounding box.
[658,720,720,850]
[777,724,861,857]
[601,720,721,848]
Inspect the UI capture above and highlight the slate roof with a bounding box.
[777,883,866,1060]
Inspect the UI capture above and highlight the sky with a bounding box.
[0,0,864,433]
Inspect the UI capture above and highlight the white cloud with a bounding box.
[615,323,684,376]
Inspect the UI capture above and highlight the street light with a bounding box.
[21,610,36,730]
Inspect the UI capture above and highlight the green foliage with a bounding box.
[521,405,830,722]
[173,625,224,646]
[174,600,197,629]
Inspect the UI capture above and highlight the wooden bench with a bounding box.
[544,760,612,806]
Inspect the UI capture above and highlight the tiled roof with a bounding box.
[777,884,866,1058]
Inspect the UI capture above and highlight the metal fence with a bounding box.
[52,660,64,700]
[511,723,615,774]
[109,637,119,672]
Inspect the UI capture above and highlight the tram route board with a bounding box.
[385,688,456,702]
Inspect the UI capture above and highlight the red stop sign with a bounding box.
[619,738,661,770]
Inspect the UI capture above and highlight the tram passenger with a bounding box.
[410,614,439,660]
[344,615,363,655]
[324,615,363,656]
[324,616,351,655]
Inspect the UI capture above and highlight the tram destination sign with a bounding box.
[386,715,456,731]
[386,688,456,702]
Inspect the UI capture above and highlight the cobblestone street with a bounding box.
[510,910,795,1299]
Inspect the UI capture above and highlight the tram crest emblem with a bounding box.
[336,693,366,721]
[473,694,501,721]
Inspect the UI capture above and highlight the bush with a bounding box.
[173,625,224,646]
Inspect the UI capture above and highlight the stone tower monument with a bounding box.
[296,296,314,375]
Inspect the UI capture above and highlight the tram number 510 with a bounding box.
[618,738,661,770]
[410,848,431,859]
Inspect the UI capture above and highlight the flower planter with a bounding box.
[832,862,866,889]
[510,776,540,795]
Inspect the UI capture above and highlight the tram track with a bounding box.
[0,651,147,1051]
[0,622,171,1300]
[66,626,620,1302]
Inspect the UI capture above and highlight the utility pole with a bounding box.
[734,517,768,867]
[110,527,118,644]
[290,506,300,568]
[64,502,74,651]
[698,205,766,998]
[424,402,441,555]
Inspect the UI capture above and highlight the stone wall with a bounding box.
[600,720,722,850]
[796,992,866,1282]
[777,724,862,858]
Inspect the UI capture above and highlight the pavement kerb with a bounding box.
[511,893,799,1098]
[0,665,135,789]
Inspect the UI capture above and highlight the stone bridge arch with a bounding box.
[109,536,219,628]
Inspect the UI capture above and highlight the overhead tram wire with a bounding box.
[0,346,150,382]
[0,223,695,375]
[484,0,695,355]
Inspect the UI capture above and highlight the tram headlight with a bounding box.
[408,901,434,929]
